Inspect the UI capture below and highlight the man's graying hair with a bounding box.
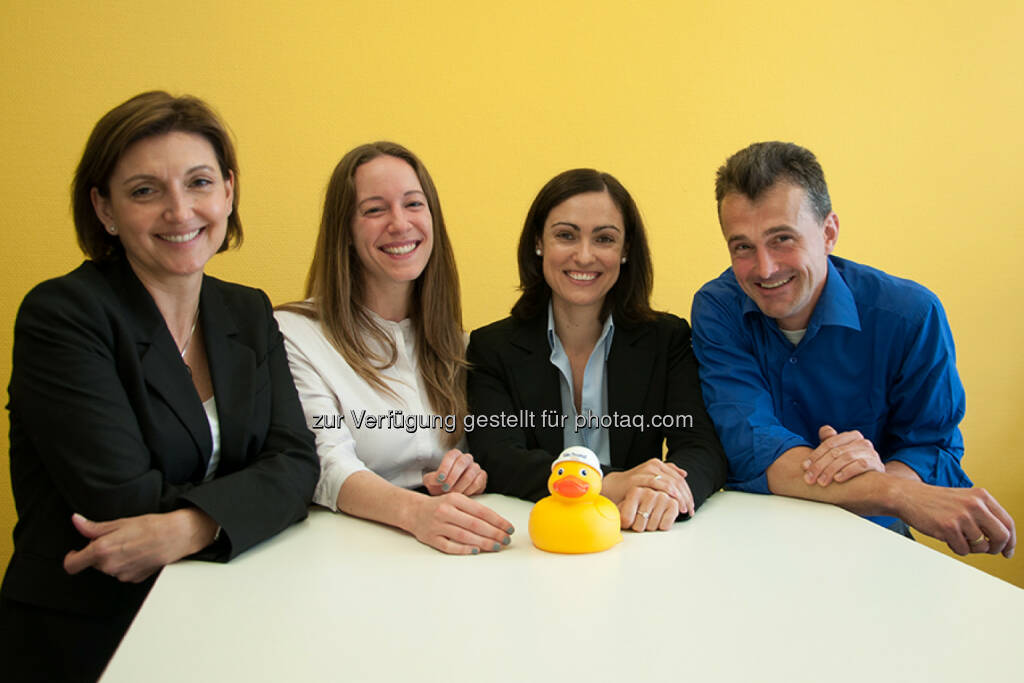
[715,141,832,222]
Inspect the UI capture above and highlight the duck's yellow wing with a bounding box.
[595,495,621,524]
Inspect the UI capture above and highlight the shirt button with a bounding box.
[789,357,798,364]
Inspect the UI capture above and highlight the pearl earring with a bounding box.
[535,249,542,256]
[107,225,117,235]
[621,256,628,264]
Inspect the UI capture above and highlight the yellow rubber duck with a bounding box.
[529,446,622,554]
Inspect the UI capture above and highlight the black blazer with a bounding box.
[2,259,319,618]
[466,311,727,509]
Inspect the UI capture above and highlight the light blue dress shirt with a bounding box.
[546,302,615,466]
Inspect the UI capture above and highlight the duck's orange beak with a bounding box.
[553,475,589,498]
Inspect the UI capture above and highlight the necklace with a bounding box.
[179,305,200,376]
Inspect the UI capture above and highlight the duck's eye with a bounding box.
[580,468,589,477]
[556,467,564,476]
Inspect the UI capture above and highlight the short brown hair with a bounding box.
[72,91,242,260]
[715,141,831,222]
[511,168,655,323]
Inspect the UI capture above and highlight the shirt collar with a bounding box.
[741,256,860,333]
[810,257,861,332]
[546,300,616,359]
[363,305,414,336]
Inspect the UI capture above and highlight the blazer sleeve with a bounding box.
[178,290,319,561]
[466,328,555,501]
[658,317,729,512]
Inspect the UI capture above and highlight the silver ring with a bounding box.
[639,511,651,519]
[654,474,662,481]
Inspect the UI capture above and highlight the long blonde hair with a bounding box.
[279,142,466,446]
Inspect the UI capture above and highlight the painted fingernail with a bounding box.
[442,483,451,492]
[507,526,515,534]
[436,473,446,482]
[471,547,479,554]
[492,543,501,551]
[502,536,511,545]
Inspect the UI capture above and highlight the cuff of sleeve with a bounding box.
[176,504,231,562]
[314,455,370,511]
[887,447,972,488]
[726,473,771,495]
[769,435,813,464]
[190,526,231,562]
[726,434,811,494]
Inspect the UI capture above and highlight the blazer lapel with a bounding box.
[200,277,253,474]
[107,260,213,466]
[607,320,655,468]
[509,314,564,455]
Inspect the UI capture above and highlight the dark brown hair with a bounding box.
[715,141,831,222]
[511,168,654,323]
[72,91,242,260]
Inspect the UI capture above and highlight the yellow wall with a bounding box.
[2,1,1022,587]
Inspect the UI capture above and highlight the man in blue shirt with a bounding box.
[691,141,1015,558]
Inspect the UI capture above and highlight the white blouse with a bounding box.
[275,307,458,510]
[201,395,221,482]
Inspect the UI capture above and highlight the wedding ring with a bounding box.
[639,511,651,519]
[654,475,662,481]
[969,535,987,546]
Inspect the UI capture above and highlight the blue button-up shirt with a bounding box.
[692,256,971,526]
[547,303,615,466]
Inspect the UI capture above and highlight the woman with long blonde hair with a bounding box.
[276,142,513,554]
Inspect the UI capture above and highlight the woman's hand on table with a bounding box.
[406,492,514,555]
[617,487,682,531]
[63,508,219,583]
[602,458,693,520]
[422,449,487,496]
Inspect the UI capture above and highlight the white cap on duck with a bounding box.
[551,446,602,474]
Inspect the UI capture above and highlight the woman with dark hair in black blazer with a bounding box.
[0,92,319,682]
[467,169,727,532]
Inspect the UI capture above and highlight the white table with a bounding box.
[103,492,1024,682]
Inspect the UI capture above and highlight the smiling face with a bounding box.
[720,181,838,331]
[538,190,625,318]
[91,131,233,288]
[351,155,433,309]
